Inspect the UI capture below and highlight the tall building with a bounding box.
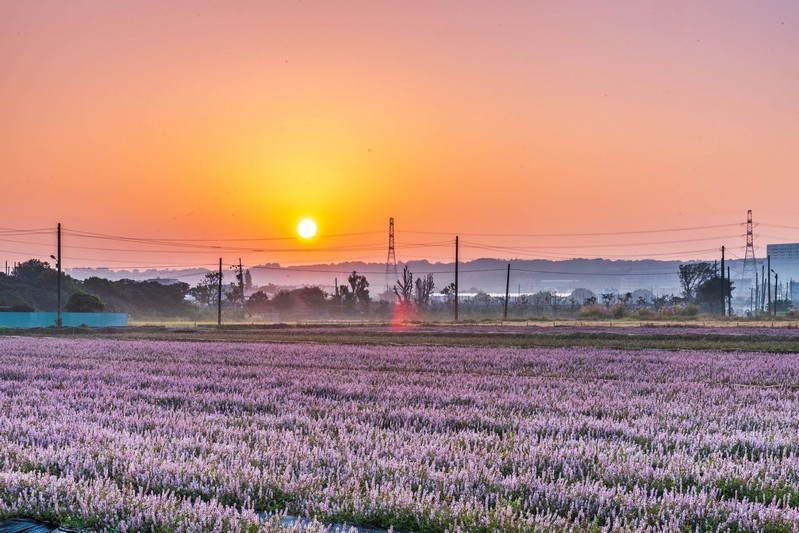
[766,243,799,290]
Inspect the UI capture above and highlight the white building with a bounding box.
[766,243,799,288]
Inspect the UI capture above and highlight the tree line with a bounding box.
[3,258,792,320]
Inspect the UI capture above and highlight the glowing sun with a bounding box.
[297,218,317,239]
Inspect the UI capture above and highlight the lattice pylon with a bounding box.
[741,209,757,286]
[385,217,398,292]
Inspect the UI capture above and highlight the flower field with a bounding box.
[1,337,798,532]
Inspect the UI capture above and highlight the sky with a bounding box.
[1,1,798,270]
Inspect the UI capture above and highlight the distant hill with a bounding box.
[68,258,747,296]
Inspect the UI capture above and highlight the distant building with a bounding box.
[766,244,799,286]
[146,277,181,285]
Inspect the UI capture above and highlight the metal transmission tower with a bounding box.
[385,217,398,291]
[741,209,757,284]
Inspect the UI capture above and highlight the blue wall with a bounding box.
[0,312,128,328]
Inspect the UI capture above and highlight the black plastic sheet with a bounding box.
[0,519,79,533]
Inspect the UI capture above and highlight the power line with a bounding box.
[402,222,740,238]
[759,223,799,231]
[460,234,741,251]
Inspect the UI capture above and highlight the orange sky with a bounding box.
[1,1,797,269]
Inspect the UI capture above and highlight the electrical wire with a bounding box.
[402,222,741,238]
[460,234,741,251]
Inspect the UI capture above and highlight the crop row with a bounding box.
[1,338,798,531]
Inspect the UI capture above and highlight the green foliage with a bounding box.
[272,287,329,318]
[81,277,193,317]
[696,276,733,315]
[12,259,52,281]
[64,290,105,312]
[610,302,627,319]
[188,272,221,308]
[348,271,370,304]
[578,304,607,319]
[678,262,715,302]
[245,290,270,313]
[0,259,78,311]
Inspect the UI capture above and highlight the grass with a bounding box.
[2,321,799,353]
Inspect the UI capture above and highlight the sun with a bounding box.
[297,218,318,239]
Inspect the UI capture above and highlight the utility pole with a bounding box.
[218,258,223,326]
[56,223,62,326]
[727,266,732,317]
[503,263,510,320]
[755,270,759,315]
[335,277,339,298]
[720,246,725,316]
[238,258,245,313]
[454,236,459,321]
[767,255,771,315]
[774,271,779,316]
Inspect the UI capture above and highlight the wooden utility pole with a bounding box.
[503,263,510,320]
[218,258,223,326]
[774,271,779,316]
[720,246,725,316]
[755,269,759,315]
[727,266,732,317]
[56,223,62,327]
[767,255,771,315]
[238,258,245,313]
[454,236,459,321]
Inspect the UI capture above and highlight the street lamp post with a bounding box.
[771,269,778,317]
[50,223,62,327]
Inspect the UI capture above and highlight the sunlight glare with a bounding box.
[297,218,318,239]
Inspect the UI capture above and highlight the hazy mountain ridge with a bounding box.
[67,258,745,295]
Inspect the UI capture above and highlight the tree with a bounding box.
[652,294,670,310]
[569,288,595,305]
[414,273,435,306]
[225,283,243,307]
[189,272,221,308]
[271,287,327,316]
[348,271,370,304]
[80,278,192,317]
[394,265,413,305]
[64,290,105,312]
[600,293,615,308]
[695,275,733,315]
[440,282,456,297]
[12,259,51,281]
[678,262,715,303]
[245,290,270,313]
[1,258,78,311]
[244,270,253,291]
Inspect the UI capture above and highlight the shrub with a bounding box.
[678,305,700,317]
[610,303,627,319]
[635,308,655,319]
[578,304,607,319]
[64,291,105,313]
